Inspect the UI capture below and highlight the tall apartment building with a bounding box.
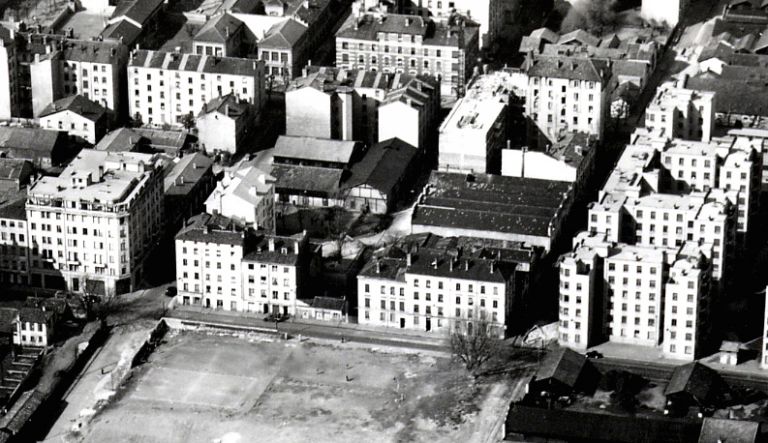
[357,235,537,336]
[559,233,713,360]
[174,213,308,313]
[0,198,30,286]
[29,39,129,118]
[0,27,18,119]
[25,150,165,296]
[525,55,614,146]
[645,85,715,142]
[335,13,480,99]
[127,50,266,127]
[286,66,439,148]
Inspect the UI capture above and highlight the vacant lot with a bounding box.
[77,331,506,443]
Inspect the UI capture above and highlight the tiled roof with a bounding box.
[130,50,262,77]
[42,39,128,65]
[665,362,720,404]
[535,347,586,388]
[0,158,31,182]
[198,93,251,118]
[273,135,358,165]
[19,307,54,324]
[527,55,612,83]
[337,13,477,48]
[310,296,345,311]
[0,192,27,220]
[259,18,307,48]
[698,418,760,443]
[38,95,106,121]
[111,0,164,24]
[686,69,768,116]
[271,164,344,195]
[101,19,142,46]
[175,212,246,245]
[243,233,304,265]
[164,152,213,196]
[0,127,65,155]
[194,12,243,44]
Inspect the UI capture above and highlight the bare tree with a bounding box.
[450,311,501,376]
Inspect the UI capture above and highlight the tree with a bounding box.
[181,112,196,131]
[450,311,501,376]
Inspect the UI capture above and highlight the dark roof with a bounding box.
[288,66,420,93]
[337,13,477,48]
[198,93,252,118]
[18,307,54,324]
[527,55,612,83]
[698,418,760,443]
[0,127,66,156]
[194,12,243,44]
[506,404,702,443]
[0,159,32,183]
[613,59,649,78]
[686,69,768,116]
[175,213,246,245]
[111,0,164,24]
[41,39,128,65]
[358,256,407,281]
[95,127,189,153]
[344,138,416,194]
[0,193,27,221]
[243,234,303,265]
[359,251,511,283]
[310,296,345,311]
[259,18,307,49]
[25,297,69,316]
[130,50,262,77]
[535,347,586,388]
[38,95,106,121]
[272,164,344,196]
[665,362,720,404]
[164,152,214,196]
[412,171,572,239]
[101,19,142,46]
[2,390,45,435]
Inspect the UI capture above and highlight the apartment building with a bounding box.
[645,85,715,142]
[127,50,266,127]
[525,56,614,146]
[29,39,129,118]
[174,213,308,313]
[558,232,714,360]
[286,66,439,148]
[38,95,109,145]
[205,162,275,230]
[357,236,537,336]
[0,27,18,119]
[25,150,165,296]
[0,198,30,286]
[335,13,480,99]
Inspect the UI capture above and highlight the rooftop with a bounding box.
[28,150,160,204]
[273,136,359,165]
[243,233,305,266]
[38,95,107,121]
[337,13,478,48]
[199,93,252,118]
[0,127,66,156]
[526,55,612,83]
[287,66,417,94]
[130,49,261,77]
[175,212,246,245]
[412,171,572,239]
[164,152,214,196]
[344,138,417,195]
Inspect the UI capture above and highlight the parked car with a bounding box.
[586,351,604,359]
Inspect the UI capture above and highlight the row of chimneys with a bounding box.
[374,254,496,274]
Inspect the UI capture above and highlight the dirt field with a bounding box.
[76,331,506,443]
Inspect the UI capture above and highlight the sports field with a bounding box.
[78,330,506,443]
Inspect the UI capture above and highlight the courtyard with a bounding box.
[75,330,508,443]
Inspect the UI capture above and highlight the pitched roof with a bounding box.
[130,50,261,77]
[527,55,612,83]
[45,39,127,65]
[164,152,214,196]
[243,234,304,265]
[25,297,69,316]
[259,18,307,48]
[664,362,720,404]
[175,212,246,245]
[273,135,358,164]
[310,296,345,311]
[18,307,54,324]
[198,93,252,118]
[38,95,107,121]
[0,192,28,220]
[271,164,344,195]
[535,347,586,388]
[111,0,164,24]
[101,19,142,45]
[686,70,768,116]
[337,13,476,48]
[558,29,600,47]
[0,127,65,155]
[698,418,760,443]
[0,158,31,182]
[194,12,243,44]
[344,138,416,194]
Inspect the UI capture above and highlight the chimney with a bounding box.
[490,261,495,274]
[375,258,381,273]
[464,260,469,271]
[406,253,412,267]
[431,258,438,269]
[405,18,410,26]
[225,26,230,37]
[449,258,454,272]
[225,104,229,116]
[268,238,275,251]
[294,240,300,255]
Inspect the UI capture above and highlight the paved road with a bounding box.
[167,309,451,353]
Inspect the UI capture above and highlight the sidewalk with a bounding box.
[166,306,450,351]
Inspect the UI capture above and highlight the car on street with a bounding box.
[586,351,603,359]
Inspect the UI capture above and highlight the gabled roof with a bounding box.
[111,0,164,25]
[271,164,344,195]
[527,55,612,83]
[344,138,416,194]
[0,127,65,154]
[558,29,600,47]
[164,152,214,196]
[18,307,54,324]
[198,93,251,118]
[273,135,358,165]
[175,212,246,245]
[258,18,307,48]
[0,158,32,182]
[535,347,586,388]
[38,95,106,121]
[310,296,345,311]
[100,19,142,46]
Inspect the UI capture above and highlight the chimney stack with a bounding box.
[375,258,381,273]
[406,253,412,267]
[268,238,275,252]
[490,261,495,274]
[464,260,469,271]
